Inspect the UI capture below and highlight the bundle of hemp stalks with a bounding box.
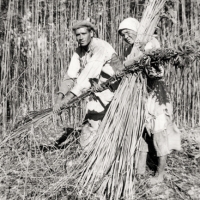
[52,0,167,199]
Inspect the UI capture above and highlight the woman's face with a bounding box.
[120,29,137,45]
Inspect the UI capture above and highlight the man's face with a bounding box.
[75,27,93,47]
[120,29,137,45]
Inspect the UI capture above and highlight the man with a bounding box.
[118,17,181,184]
[54,20,123,150]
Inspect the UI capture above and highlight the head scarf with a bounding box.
[118,17,140,35]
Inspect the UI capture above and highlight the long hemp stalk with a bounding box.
[65,0,168,199]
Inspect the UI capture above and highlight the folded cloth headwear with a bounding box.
[72,20,97,32]
[118,17,140,34]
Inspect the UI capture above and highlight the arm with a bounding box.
[58,52,81,96]
[123,46,144,67]
[54,52,80,112]
[123,37,161,68]
[109,53,124,73]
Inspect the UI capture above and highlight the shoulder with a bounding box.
[92,38,110,46]
[91,38,115,51]
[144,36,160,52]
[150,36,161,48]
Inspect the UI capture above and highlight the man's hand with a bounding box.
[53,93,64,114]
[53,92,76,114]
[92,82,104,92]
[62,93,74,107]
[89,78,104,92]
[115,69,122,77]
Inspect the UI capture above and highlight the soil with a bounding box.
[0,123,200,200]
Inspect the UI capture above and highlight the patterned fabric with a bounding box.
[145,66,172,133]
[124,36,181,154]
[140,123,181,157]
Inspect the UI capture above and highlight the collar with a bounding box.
[86,37,95,52]
[79,38,95,53]
[77,38,96,54]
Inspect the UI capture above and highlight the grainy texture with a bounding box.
[0,0,200,132]
[0,1,200,198]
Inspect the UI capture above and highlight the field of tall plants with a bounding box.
[0,0,200,199]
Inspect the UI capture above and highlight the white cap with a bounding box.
[118,17,140,34]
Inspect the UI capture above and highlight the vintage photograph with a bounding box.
[0,0,200,199]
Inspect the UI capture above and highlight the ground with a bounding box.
[0,120,200,200]
[136,130,200,200]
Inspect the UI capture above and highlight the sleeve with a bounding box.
[109,53,124,73]
[58,74,75,95]
[67,52,81,78]
[123,46,143,67]
[71,46,106,96]
[58,52,81,95]
[144,42,153,52]
[144,37,161,53]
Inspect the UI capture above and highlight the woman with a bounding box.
[118,17,181,184]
